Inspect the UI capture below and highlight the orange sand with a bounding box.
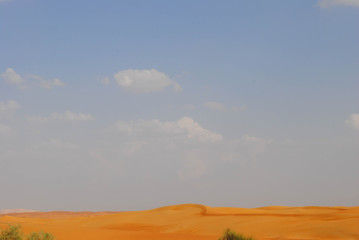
[1,204,359,239]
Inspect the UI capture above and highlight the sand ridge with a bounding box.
[1,204,359,240]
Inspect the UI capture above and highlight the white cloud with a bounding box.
[0,123,10,133]
[28,74,64,89]
[108,117,223,180]
[204,101,247,112]
[318,0,359,7]
[1,68,64,89]
[176,117,222,143]
[1,68,24,84]
[1,108,279,190]
[109,117,273,166]
[108,117,273,181]
[345,113,359,129]
[114,69,182,93]
[26,110,94,123]
[114,117,222,143]
[0,100,20,118]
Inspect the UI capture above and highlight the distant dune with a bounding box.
[0,209,38,214]
[1,204,359,240]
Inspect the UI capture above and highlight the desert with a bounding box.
[1,204,359,240]
[1,1,359,240]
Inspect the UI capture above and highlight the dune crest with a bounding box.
[1,204,358,240]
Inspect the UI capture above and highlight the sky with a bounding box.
[0,0,358,212]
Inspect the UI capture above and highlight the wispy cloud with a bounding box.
[204,101,247,112]
[27,74,64,89]
[107,116,272,180]
[114,69,182,93]
[1,68,64,89]
[114,116,222,143]
[26,110,94,123]
[318,0,359,8]
[0,100,20,118]
[1,68,23,85]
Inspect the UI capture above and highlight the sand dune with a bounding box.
[0,209,38,214]
[1,204,358,240]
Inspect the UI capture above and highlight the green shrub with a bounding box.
[218,228,254,240]
[26,231,54,240]
[0,225,23,240]
[0,225,54,240]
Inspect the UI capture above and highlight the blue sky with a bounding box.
[0,0,358,211]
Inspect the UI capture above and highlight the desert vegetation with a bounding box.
[1,224,253,240]
[1,204,357,239]
[0,225,54,240]
[218,228,254,240]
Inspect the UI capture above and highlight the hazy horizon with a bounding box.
[1,0,358,212]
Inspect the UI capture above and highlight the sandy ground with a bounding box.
[1,204,359,240]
